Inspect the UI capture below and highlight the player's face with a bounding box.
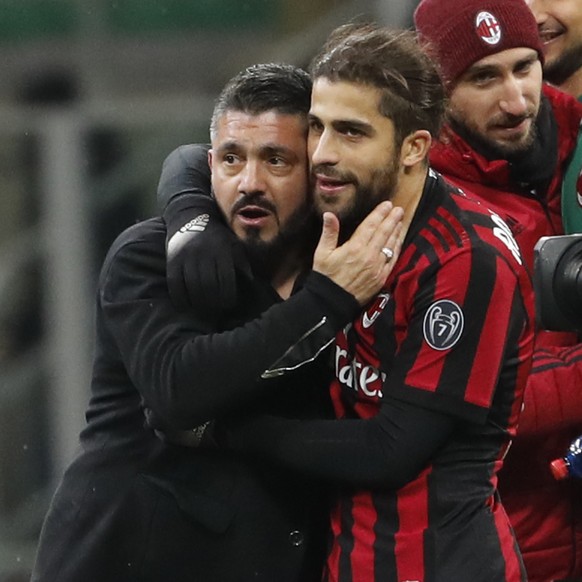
[448,47,543,158]
[308,78,401,240]
[209,110,310,245]
[527,0,582,86]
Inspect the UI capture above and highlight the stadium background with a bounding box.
[0,1,416,579]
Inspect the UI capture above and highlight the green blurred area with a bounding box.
[0,0,282,43]
[0,1,77,42]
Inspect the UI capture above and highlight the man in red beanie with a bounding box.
[415,0,582,580]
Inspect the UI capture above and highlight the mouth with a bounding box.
[314,174,352,195]
[492,115,532,136]
[489,120,535,148]
[235,205,272,226]
[538,26,565,45]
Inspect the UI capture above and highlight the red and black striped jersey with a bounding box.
[326,170,535,582]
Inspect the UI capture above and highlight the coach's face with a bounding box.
[209,110,310,246]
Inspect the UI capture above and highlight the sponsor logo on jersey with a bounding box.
[179,213,209,234]
[335,344,386,398]
[476,11,501,45]
[362,292,391,329]
[423,299,464,350]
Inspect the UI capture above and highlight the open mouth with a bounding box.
[538,27,564,44]
[238,205,271,219]
[234,205,274,227]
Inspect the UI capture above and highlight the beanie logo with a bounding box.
[475,11,502,45]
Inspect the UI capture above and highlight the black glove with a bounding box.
[158,144,251,313]
[144,407,219,449]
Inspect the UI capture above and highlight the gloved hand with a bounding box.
[144,407,220,448]
[158,144,251,313]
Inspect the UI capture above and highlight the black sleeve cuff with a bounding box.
[303,271,361,328]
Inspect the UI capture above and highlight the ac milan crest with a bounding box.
[475,11,502,45]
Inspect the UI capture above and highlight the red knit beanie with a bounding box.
[414,0,543,88]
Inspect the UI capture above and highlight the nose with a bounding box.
[238,159,266,194]
[309,129,339,167]
[525,0,546,23]
[499,77,528,117]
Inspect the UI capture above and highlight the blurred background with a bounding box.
[0,0,417,579]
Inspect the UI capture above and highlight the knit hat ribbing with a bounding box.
[414,0,543,87]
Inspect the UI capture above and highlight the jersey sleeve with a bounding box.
[223,393,457,489]
[386,244,530,424]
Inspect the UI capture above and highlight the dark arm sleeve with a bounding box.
[225,395,456,489]
[156,143,211,210]
[99,226,360,429]
[157,143,252,313]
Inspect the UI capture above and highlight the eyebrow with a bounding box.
[215,141,242,154]
[215,141,297,159]
[334,119,374,135]
[465,53,539,78]
[309,113,374,135]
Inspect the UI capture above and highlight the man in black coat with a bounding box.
[30,63,403,582]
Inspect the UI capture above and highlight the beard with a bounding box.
[240,197,317,279]
[312,156,399,244]
[543,42,582,87]
[448,110,538,160]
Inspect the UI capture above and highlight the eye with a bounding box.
[342,126,364,138]
[471,71,496,86]
[223,153,240,164]
[515,59,534,76]
[308,118,323,134]
[268,155,287,166]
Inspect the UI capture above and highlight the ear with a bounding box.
[399,130,432,168]
[207,149,214,168]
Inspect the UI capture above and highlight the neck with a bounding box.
[270,249,304,299]
[557,68,582,100]
[391,167,427,237]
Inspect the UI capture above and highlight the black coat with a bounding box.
[30,218,360,582]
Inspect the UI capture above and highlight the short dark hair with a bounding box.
[210,63,312,139]
[310,24,446,145]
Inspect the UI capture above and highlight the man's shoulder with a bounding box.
[544,83,582,129]
[105,217,165,259]
[429,173,523,261]
[99,217,166,285]
[543,82,582,110]
[430,169,489,213]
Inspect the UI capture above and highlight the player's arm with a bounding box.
[102,203,402,430]
[219,247,531,488]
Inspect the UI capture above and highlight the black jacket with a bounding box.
[30,217,360,582]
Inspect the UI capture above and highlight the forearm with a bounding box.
[226,395,455,489]
[105,245,359,429]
